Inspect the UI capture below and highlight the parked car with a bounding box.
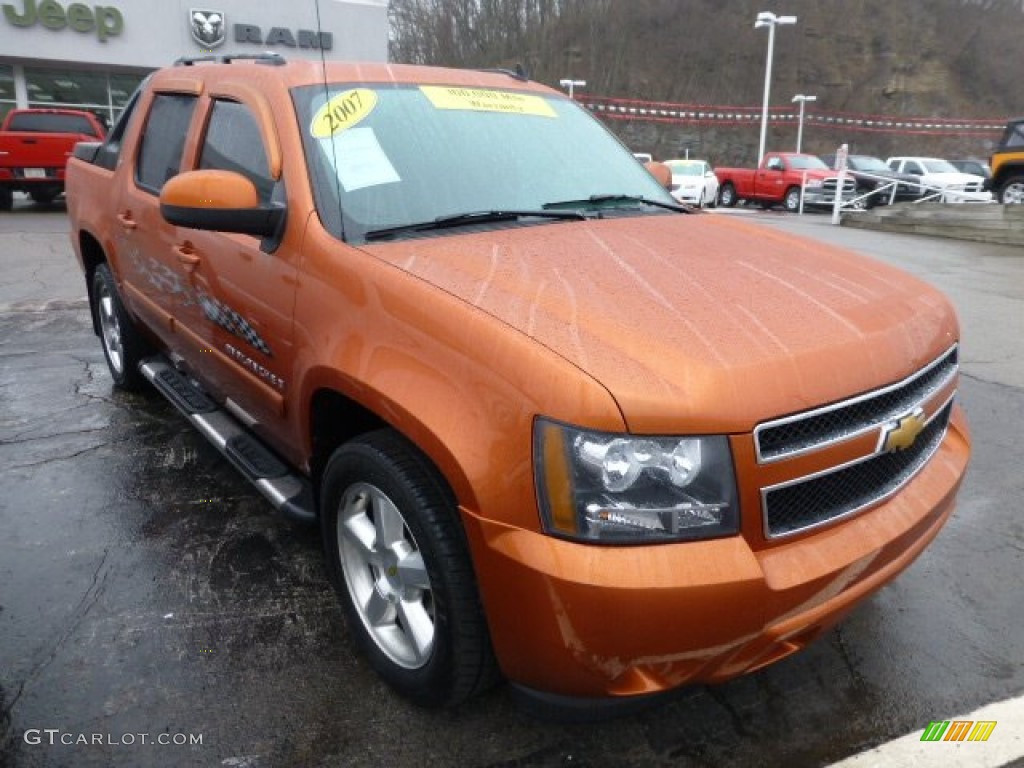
[885,156,991,202]
[715,152,857,211]
[0,108,107,210]
[820,153,925,208]
[66,56,970,710]
[949,159,991,181]
[664,158,719,207]
[988,117,1024,204]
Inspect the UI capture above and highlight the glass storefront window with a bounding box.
[23,67,146,127]
[110,74,144,109]
[0,66,15,123]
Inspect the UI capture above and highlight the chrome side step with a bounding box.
[139,357,316,524]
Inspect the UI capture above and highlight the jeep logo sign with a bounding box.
[3,0,124,42]
[234,23,332,50]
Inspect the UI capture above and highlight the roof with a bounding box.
[157,57,559,96]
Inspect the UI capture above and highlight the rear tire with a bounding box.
[718,182,737,207]
[91,263,148,391]
[320,430,498,707]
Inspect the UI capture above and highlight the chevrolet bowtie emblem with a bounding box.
[882,407,927,452]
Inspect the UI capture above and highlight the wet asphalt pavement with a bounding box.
[1,200,1022,767]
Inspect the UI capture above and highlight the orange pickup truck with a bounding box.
[66,55,969,712]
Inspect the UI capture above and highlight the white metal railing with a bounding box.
[830,169,993,215]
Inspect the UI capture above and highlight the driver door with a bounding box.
[170,87,298,440]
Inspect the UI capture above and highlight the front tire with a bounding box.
[91,263,148,391]
[998,175,1024,204]
[783,186,802,212]
[320,430,497,707]
[718,182,737,207]
[0,188,12,211]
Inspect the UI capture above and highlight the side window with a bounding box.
[95,81,145,171]
[199,100,274,203]
[136,93,198,193]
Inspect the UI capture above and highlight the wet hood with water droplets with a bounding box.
[361,214,958,433]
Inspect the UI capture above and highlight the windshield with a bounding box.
[851,156,889,172]
[922,159,959,173]
[786,155,829,171]
[666,161,704,176]
[292,83,676,242]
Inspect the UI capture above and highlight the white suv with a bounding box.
[886,156,992,202]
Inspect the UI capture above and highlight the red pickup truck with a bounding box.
[716,152,857,211]
[0,108,107,210]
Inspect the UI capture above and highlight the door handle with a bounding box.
[174,244,200,272]
[116,211,137,230]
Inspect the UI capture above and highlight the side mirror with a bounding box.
[160,169,284,238]
[644,160,672,189]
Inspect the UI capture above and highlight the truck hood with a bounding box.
[361,214,958,433]
[923,172,985,187]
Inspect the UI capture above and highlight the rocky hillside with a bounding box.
[389,0,1024,163]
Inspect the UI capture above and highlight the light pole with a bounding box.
[792,93,816,153]
[755,11,797,164]
[558,78,586,99]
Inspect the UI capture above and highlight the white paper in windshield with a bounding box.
[325,126,401,192]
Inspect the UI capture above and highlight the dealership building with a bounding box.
[0,0,388,126]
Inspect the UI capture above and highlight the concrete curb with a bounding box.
[840,203,1024,246]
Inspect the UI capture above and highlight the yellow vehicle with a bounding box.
[990,117,1024,204]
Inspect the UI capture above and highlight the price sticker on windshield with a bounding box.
[311,89,378,138]
[420,86,556,118]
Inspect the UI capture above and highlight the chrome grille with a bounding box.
[763,400,953,537]
[823,177,858,194]
[756,346,958,462]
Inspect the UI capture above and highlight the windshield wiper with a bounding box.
[542,194,688,213]
[363,209,590,242]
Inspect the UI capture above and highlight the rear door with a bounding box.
[113,85,201,350]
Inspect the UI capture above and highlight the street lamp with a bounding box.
[754,11,797,164]
[558,78,586,99]
[792,93,817,153]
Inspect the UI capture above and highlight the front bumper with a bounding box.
[802,188,858,206]
[670,187,705,205]
[462,409,969,700]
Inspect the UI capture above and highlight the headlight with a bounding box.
[534,419,739,544]
[805,179,824,189]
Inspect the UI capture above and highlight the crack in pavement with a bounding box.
[961,370,1024,393]
[1,549,111,723]
[0,425,112,447]
[4,439,119,470]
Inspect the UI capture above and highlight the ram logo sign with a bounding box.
[190,8,225,48]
